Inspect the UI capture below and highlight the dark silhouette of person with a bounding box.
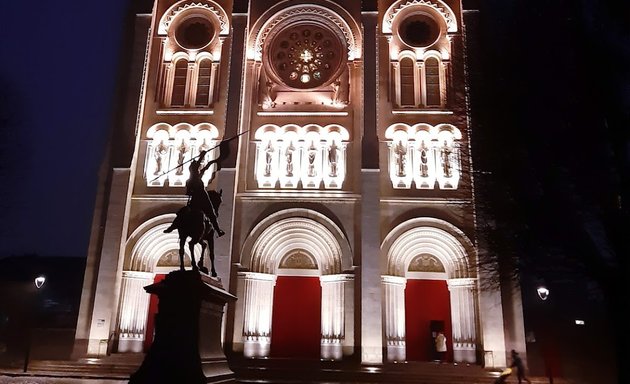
[164,150,224,237]
[510,350,532,384]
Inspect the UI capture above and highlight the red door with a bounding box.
[270,276,321,358]
[143,274,166,351]
[405,279,453,362]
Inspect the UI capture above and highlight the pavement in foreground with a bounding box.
[0,356,571,384]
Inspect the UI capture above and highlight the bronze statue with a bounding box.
[164,150,225,275]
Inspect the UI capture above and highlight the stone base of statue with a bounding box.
[129,270,237,384]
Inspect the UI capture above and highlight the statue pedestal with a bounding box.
[129,270,237,384]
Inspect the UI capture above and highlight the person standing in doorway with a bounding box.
[510,350,532,384]
[435,331,447,363]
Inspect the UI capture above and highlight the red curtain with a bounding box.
[270,276,321,358]
[405,279,453,362]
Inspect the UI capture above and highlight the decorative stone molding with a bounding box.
[448,278,478,363]
[408,254,445,272]
[383,225,471,278]
[240,272,277,358]
[249,217,343,275]
[382,0,458,34]
[145,123,220,187]
[253,124,349,189]
[117,271,154,353]
[320,274,354,360]
[382,275,407,362]
[250,5,360,61]
[158,1,230,36]
[384,123,461,190]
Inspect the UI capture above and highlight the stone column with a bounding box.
[382,275,406,362]
[117,271,153,353]
[448,278,478,363]
[240,272,276,358]
[320,274,353,360]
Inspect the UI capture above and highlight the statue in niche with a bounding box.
[285,141,295,176]
[393,140,407,177]
[175,139,189,175]
[419,140,429,177]
[307,141,317,177]
[328,141,339,177]
[331,79,341,104]
[264,140,274,176]
[198,138,211,169]
[263,80,276,109]
[153,140,169,175]
[440,140,452,177]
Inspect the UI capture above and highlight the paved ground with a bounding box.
[0,377,126,384]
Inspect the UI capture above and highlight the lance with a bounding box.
[148,130,249,184]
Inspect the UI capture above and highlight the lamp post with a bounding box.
[23,275,46,372]
[536,285,553,384]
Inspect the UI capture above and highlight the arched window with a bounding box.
[399,57,415,106]
[171,59,188,107]
[425,57,441,106]
[195,59,212,107]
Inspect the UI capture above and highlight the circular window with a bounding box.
[268,23,345,89]
[398,14,440,48]
[175,17,215,50]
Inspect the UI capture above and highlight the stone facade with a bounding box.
[73,0,525,368]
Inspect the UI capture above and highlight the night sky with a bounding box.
[0,1,131,257]
[0,0,628,262]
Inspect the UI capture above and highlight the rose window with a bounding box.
[268,24,344,89]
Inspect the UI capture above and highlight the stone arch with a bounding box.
[158,0,230,36]
[247,2,362,61]
[241,209,352,275]
[125,214,182,272]
[381,217,475,278]
[382,0,458,34]
[381,218,479,363]
[117,214,192,353]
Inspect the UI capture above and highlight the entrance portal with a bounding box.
[270,276,321,358]
[405,279,453,362]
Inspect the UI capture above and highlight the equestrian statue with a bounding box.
[163,149,225,276]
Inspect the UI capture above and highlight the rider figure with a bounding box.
[164,149,225,237]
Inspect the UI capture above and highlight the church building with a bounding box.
[73,0,526,368]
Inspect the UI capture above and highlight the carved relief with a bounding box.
[279,251,318,269]
[408,254,445,272]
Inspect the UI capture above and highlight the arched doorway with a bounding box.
[234,210,354,360]
[116,214,203,353]
[381,218,478,363]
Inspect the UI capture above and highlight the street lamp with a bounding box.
[23,275,46,372]
[536,285,553,384]
[34,276,46,289]
[536,286,550,301]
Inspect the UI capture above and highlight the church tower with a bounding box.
[74,0,525,369]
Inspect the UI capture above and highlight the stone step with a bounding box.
[3,357,571,384]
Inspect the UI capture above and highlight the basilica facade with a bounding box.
[73,0,526,368]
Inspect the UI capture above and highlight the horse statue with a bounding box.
[198,189,223,277]
[164,189,224,275]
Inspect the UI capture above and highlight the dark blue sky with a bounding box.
[0,1,131,257]
[0,0,627,260]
